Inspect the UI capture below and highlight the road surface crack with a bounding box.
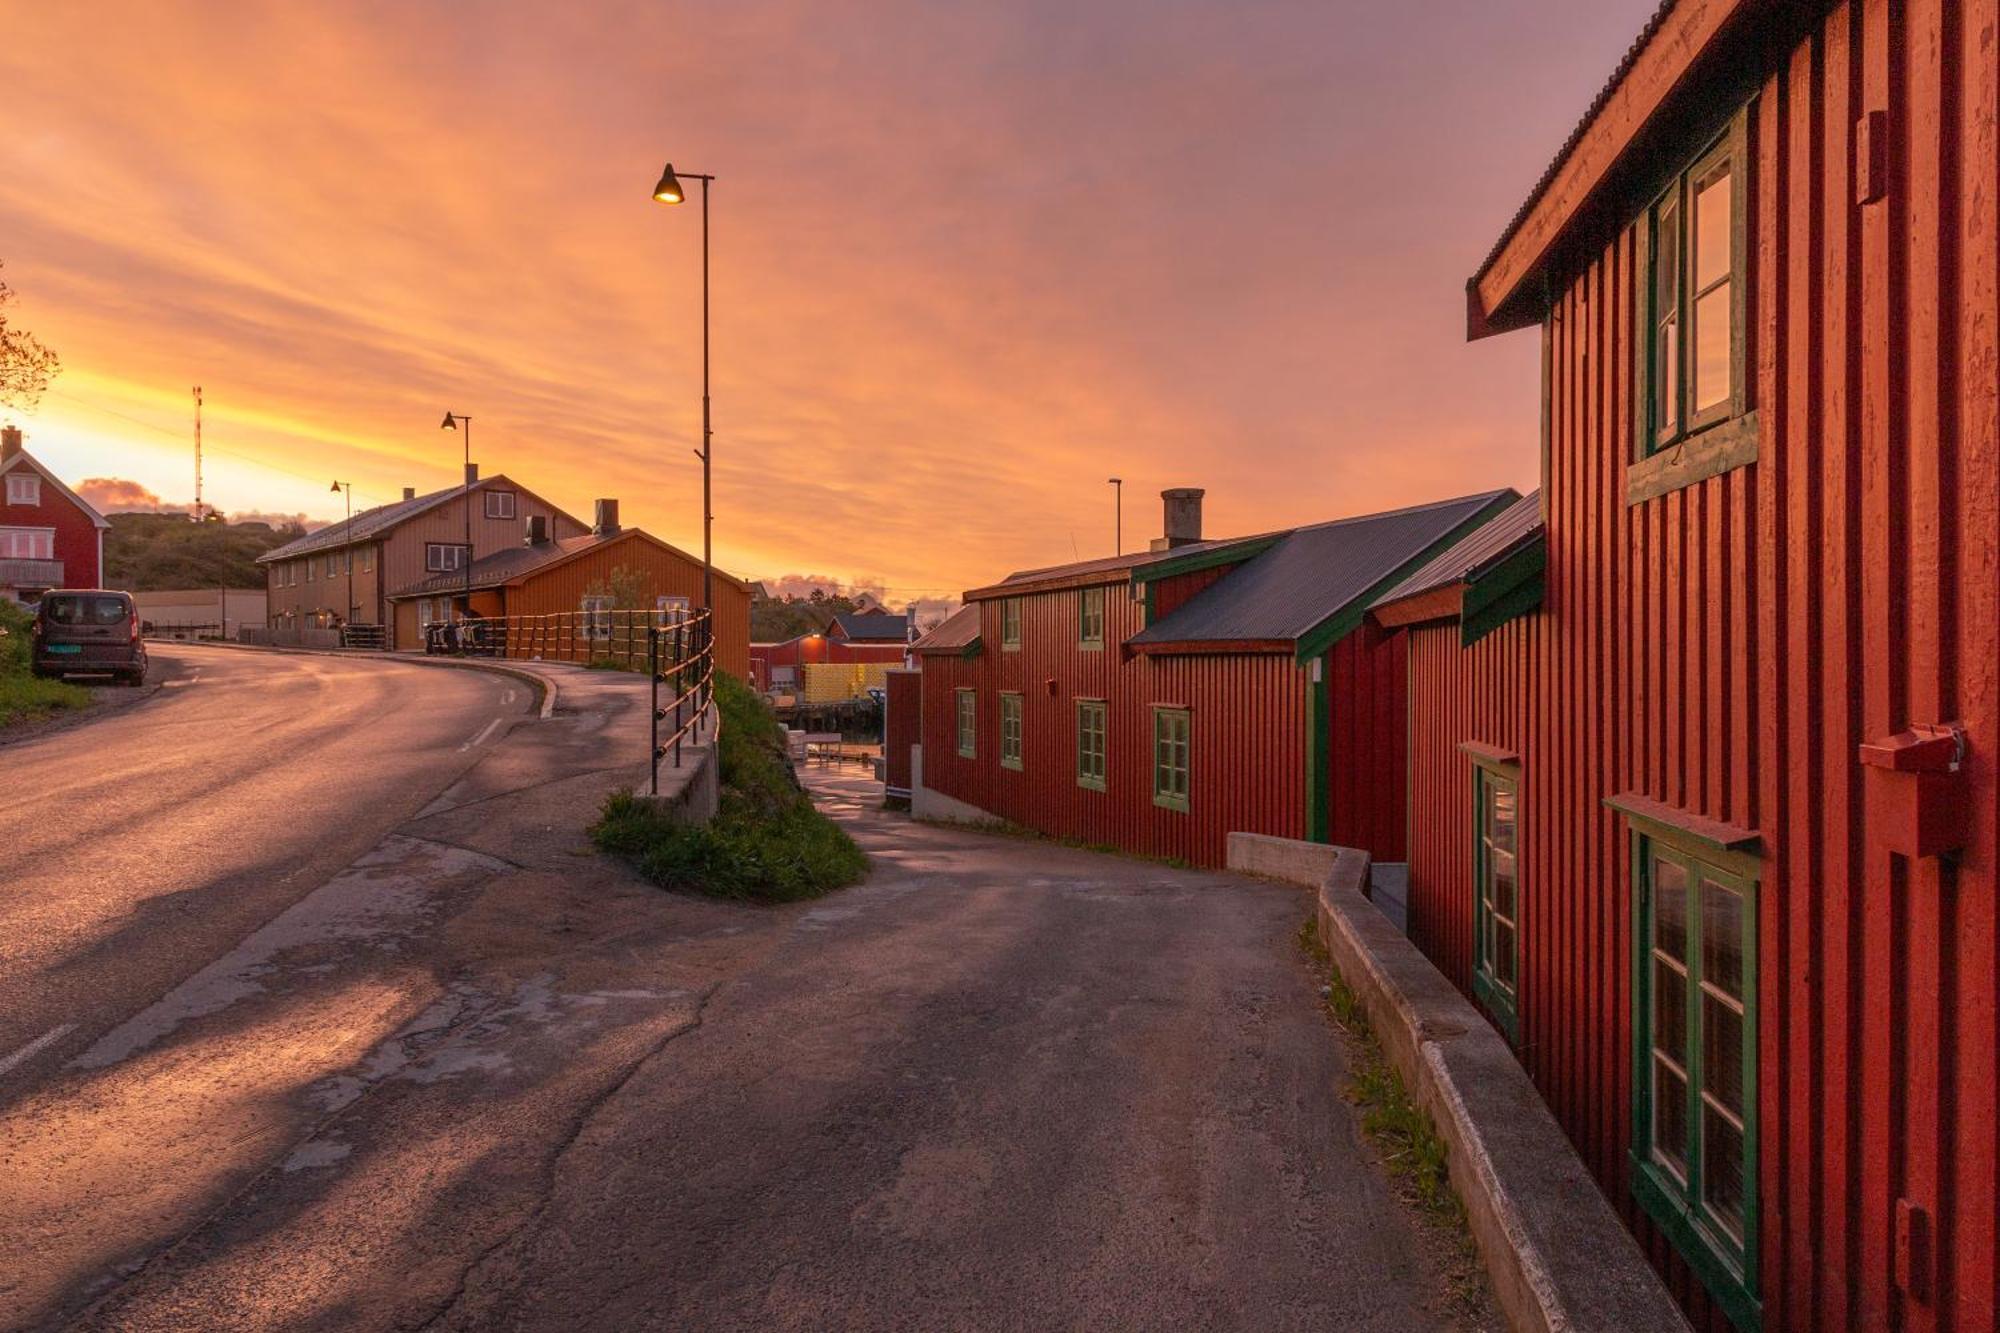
[415,979,723,1331]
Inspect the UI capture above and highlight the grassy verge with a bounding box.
[594,672,869,902]
[0,601,92,729]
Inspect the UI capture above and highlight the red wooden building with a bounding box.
[913,488,1515,868]
[0,425,108,601]
[1386,1,2000,1327]
[749,612,910,693]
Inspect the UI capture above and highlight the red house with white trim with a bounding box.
[0,424,108,601]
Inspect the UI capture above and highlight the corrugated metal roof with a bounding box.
[977,532,1278,598]
[258,476,531,562]
[832,611,911,641]
[1129,491,1517,647]
[1371,491,1544,608]
[1471,0,1678,288]
[912,604,980,655]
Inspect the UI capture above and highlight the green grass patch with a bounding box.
[594,672,868,902]
[1297,915,1458,1218]
[0,601,92,728]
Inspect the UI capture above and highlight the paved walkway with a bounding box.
[15,758,1486,1331]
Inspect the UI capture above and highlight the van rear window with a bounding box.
[44,595,130,626]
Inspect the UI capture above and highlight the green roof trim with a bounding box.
[1128,534,1282,588]
[1292,492,1519,664]
[1460,536,1546,646]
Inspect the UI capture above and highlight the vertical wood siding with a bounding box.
[884,669,919,794]
[919,581,1308,867]
[1407,4,2000,1326]
[498,534,751,678]
[1323,622,1411,861]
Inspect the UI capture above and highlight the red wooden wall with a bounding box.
[1405,3,2000,1326]
[883,668,920,797]
[918,580,1309,867]
[1323,622,1410,862]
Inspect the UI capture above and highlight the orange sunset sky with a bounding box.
[2,2,1651,600]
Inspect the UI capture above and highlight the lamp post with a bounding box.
[439,412,472,619]
[329,480,353,637]
[1108,477,1123,556]
[650,162,715,620]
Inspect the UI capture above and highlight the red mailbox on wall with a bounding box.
[1858,725,1969,860]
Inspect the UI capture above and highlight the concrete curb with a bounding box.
[149,639,557,719]
[1227,831,1689,1333]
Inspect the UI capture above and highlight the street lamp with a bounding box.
[439,412,472,618]
[329,479,354,636]
[1108,477,1123,556]
[650,162,715,623]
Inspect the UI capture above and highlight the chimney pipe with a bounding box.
[402,486,417,502]
[464,463,479,486]
[593,498,620,536]
[524,514,550,546]
[1160,487,1205,548]
[1,425,21,464]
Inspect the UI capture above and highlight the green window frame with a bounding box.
[1078,586,1105,649]
[1152,707,1189,811]
[1471,763,1520,1041]
[1630,110,1758,505]
[1631,833,1760,1331]
[1075,699,1107,791]
[999,692,1023,770]
[955,688,976,758]
[1000,598,1022,651]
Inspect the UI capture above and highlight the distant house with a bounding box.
[912,487,1516,867]
[751,612,911,693]
[383,500,752,678]
[827,610,912,644]
[0,424,108,601]
[256,468,586,646]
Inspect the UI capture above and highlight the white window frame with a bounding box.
[484,490,517,520]
[582,594,614,642]
[426,543,468,573]
[0,526,55,559]
[6,473,41,506]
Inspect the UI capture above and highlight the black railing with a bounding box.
[649,610,715,796]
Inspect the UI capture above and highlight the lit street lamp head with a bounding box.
[652,164,685,205]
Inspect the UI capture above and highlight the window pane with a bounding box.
[1702,1103,1747,1242]
[1702,989,1745,1116]
[1654,1059,1690,1177]
[1694,164,1732,290]
[1494,920,1516,989]
[1702,878,1745,1001]
[1654,956,1687,1063]
[1487,780,1516,854]
[1655,199,1680,311]
[1656,316,1679,436]
[1693,283,1732,412]
[1654,856,1688,960]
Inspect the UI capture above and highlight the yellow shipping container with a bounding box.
[800,662,890,704]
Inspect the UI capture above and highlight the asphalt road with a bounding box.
[0,660,1488,1332]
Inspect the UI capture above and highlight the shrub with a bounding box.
[593,672,868,902]
[0,600,92,727]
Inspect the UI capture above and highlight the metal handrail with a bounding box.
[422,608,687,670]
[649,610,716,796]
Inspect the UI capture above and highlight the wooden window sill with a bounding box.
[1604,792,1763,875]
[1628,411,1760,505]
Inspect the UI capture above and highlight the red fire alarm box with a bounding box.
[1858,724,1969,860]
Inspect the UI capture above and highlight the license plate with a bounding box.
[47,644,82,654]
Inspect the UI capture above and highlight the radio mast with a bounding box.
[192,386,203,522]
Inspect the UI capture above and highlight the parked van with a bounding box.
[31,590,148,685]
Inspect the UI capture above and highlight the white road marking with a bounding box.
[502,690,517,706]
[0,1024,76,1079]
[461,717,505,751]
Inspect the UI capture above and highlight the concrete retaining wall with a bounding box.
[909,744,1004,825]
[1226,831,1688,1333]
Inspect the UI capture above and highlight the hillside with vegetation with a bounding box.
[749,589,862,641]
[104,513,302,591]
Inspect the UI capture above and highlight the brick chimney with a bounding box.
[402,486,417,502]
[1159,488,1205,549]
[1,425,21,464]
[524,514,551,546]
[464,463,479,485]
[593,499,620,536]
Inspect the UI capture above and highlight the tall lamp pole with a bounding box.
[329,480,353,636]
[651,163,715,619]
[439,412,472,618]
[1108,477,1123,556]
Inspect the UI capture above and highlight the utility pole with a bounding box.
[1108,477,1123,556]
[192,386,204,522]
